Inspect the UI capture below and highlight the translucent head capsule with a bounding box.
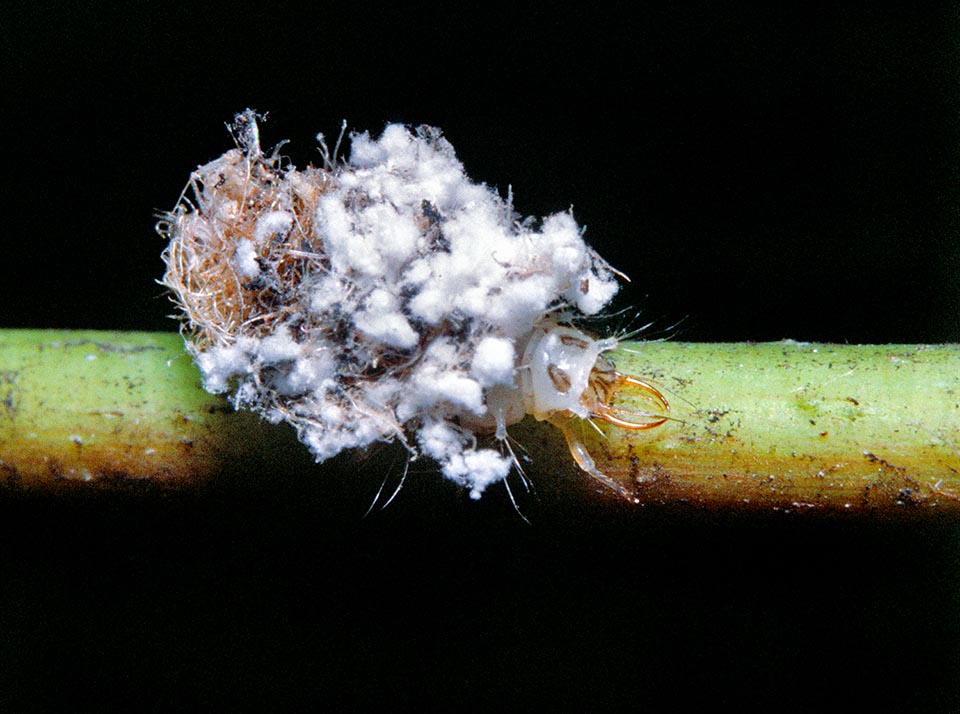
[519,323,611,421]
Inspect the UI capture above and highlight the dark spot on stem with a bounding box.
[0,370,18,419]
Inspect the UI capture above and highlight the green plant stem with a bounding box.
[0,330,280,490]
[1,330,958,514]
[571,341,960,512]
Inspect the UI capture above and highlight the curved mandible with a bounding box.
[591,371,670,430]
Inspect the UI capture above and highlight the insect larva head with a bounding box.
[519,321,669,430]
[519,322,605,421]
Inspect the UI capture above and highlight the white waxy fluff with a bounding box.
[159,110,620,498]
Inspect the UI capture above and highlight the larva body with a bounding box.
[161,110,667,499]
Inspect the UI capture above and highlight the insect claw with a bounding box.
[591,371,670,431]
[595,407,669,430]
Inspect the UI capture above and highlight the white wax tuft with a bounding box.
[160,110,621,497]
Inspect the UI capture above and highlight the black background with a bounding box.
[3,2,960,711]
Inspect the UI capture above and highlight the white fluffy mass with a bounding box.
[161,111,620,498]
